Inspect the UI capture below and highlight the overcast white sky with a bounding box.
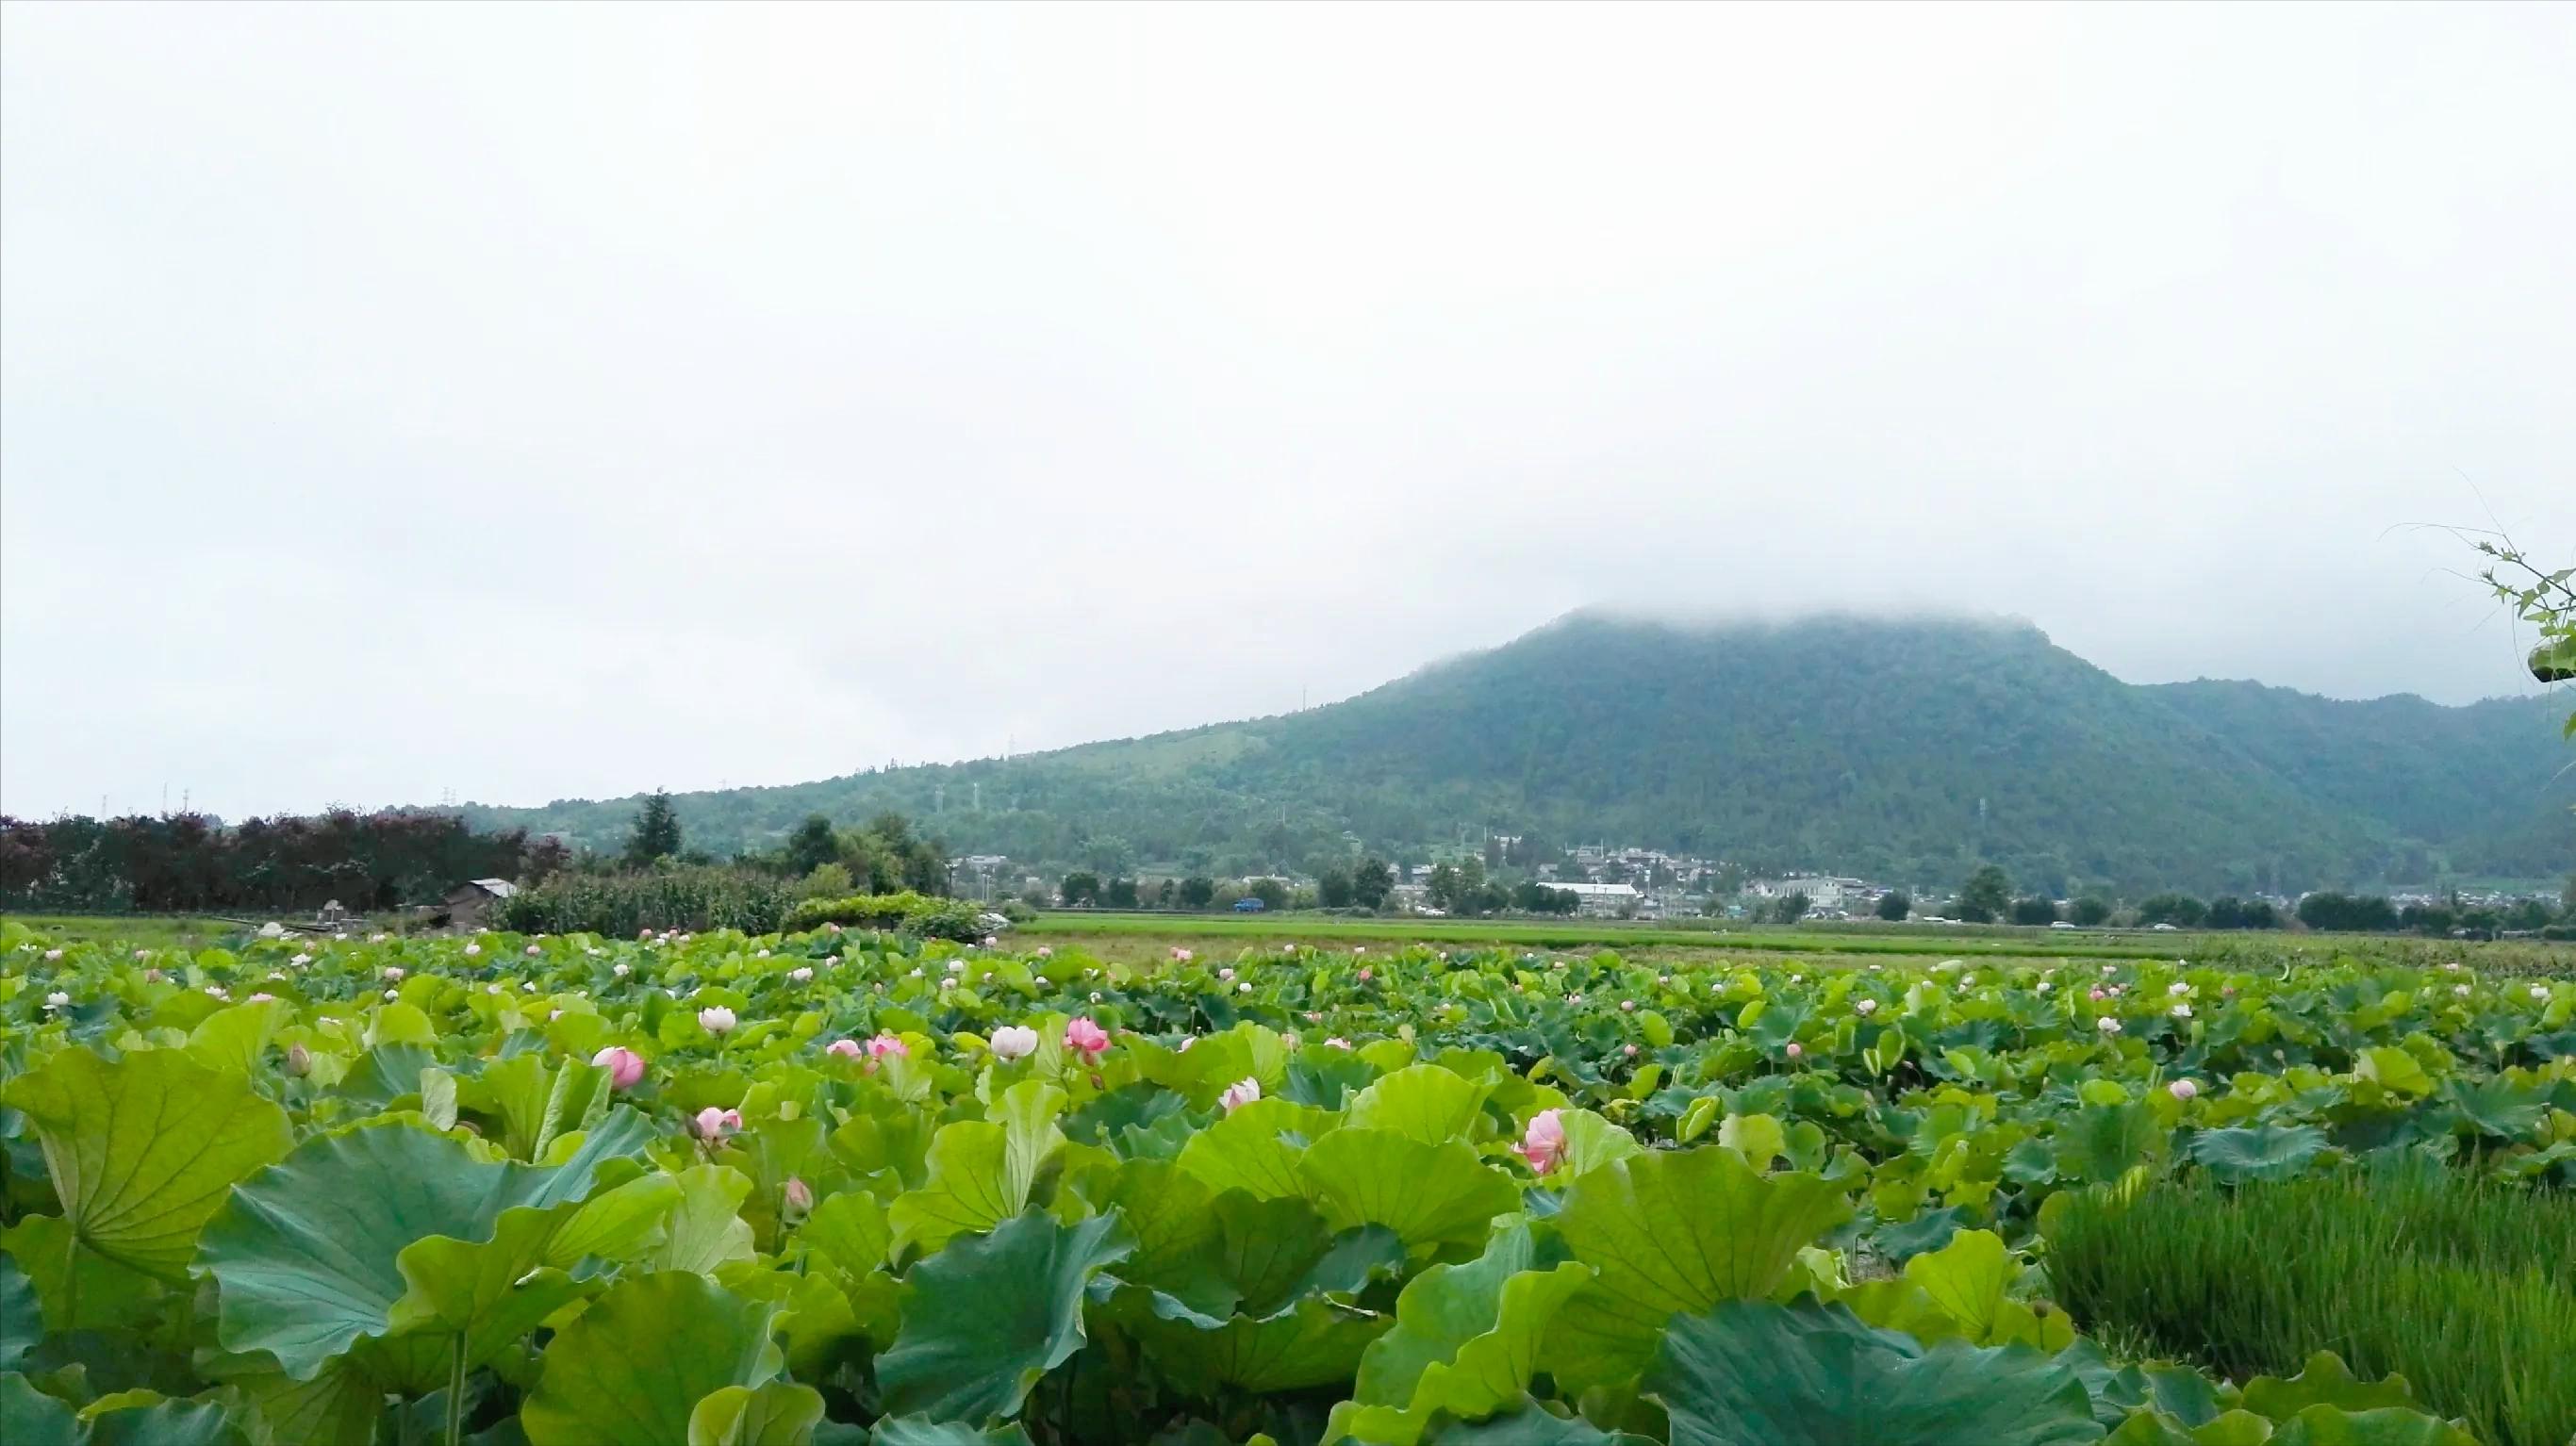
[4,3,2571,820]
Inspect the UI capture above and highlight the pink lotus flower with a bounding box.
[1326,1036,1353,1049]
[2168,1078,2199,1101]
[867,1032,908,1060]
[1065,1018,1111,1060]
[1357,968,1373,983]
[1219,1076,1262,1111]
[1623,1043,1638,1058]
[462,944,482,957]
[826,1037,865,1060]
[789,966,814,983]
[591,1045,647,1090]
[1218,967,1235,981]
[990,1025,1040,1060]
[693,1107,741,1142]
[1034,945,1052,958]
[1620,999,1637,1012]
[1171,947,1194,961]
[698,1006,737,1035]
[525,944,542,957]
[1515,1109,1567,1174]
[382,966,405,981]
[639,928,656,940]
[248,992,275,1004]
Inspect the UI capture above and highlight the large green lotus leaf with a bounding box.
[1415,1403,1651,1444]
[1645,1298,2104,1446]
[0,1257,36,1370]
[197,1113,651,1379]
[206,1352,384,1446]
[1298,1130,1520,1257]
[1837,1228,2073,1352]
[1346,1066,1494,1146]
[2266,1405,2478,1446]
[888,1083,1066,1260]
[2186,1126,2330,1185]
[1092,1159,1217,1285]
[184,1000,286,1079]
[2055,1101,2168,1187]
[1543,1147,1854,1393]
[1120,1291,1390,1392]
[520,1272,784,1446]
[1550,1110,1643,1181]
[82,1397,247,1446]
[2239,1355,2419,1420]
[2,1047,292,1279]
[867,1417,1035,1445]
[798,1190,894,1286]
[1327,1225,1594,1446]
[1176,1099,1317,1201]
[643,1164,757,1274]
[1136,1191,1404,1324]
[0,1215,167,1336]
[2435,1077,2551,1140]
[384,1207,599,1371]
[543,1169,685,1267]
[686,1380,825,1446]
[876,1209,1132,1425]
[335,1043,439,1111]
[2,1372,80,1446]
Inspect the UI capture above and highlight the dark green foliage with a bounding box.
[1773,892,1812,925]
[1061,872,1100,907]
[1876,891,1912,921]
[1352,859,1395,911]
[622,790,683,867]
[1179,876,1216,910]
[2296,892,2400,932]
[782,890,987,941]
[1104,877,1140,910]
[0,809,553,912]
[783,813,841,877]
[2045,1163,2576,1446]
[2068,896,2112,927]
[462,615,2576,891]
[494,865,798,935]
[1958,865,2013,924]
[2135,894,2206,928]
[1316,869,1354,909]
[2009,896,2058,926]
[2204,896,2279,929]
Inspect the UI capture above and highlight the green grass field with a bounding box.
[1018,910,2187,958]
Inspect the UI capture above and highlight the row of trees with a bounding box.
[1936,861,2569,935]
[608,795,951,898]
[0,811,561,913]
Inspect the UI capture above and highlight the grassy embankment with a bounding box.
[2047,1162,2576,1446]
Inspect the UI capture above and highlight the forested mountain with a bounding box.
[460,614,2573,895]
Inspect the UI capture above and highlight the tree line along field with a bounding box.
[0,916,2568,1445]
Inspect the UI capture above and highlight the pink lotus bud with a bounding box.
[1217,967,1235,981]
[1219,1076,1262,1111]
[590,1045,647,1090]
[693,1107,740,1142]
[525,944,542,957]
[1620,999,1637,1012]
[143,968,164,983]
[1623,1043,1638,1058]
[1034,945,1052,958]
[826,1038,865,1060]
[286,1042,312,1076]
[1515,1109,1567,1174]
[639,928,655,940]
[1786,1042,1804,1060]
[1065,1018,1111,1060]
[1357,968,1373,983]
[2168,1078,2199,1101]
[783,1176,814,1214]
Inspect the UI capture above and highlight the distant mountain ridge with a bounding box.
[460,613,2573,895]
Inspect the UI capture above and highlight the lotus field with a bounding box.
[1,919,2570,1446]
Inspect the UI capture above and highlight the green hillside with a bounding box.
[460,614,2572,895]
